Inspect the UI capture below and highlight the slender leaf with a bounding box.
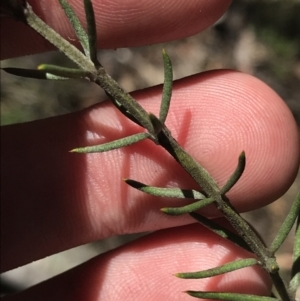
[3,66,69,80]
[38,64,93,80]
[176,258,257,279]
[84,0,100,66]
[2,67,48,79]
[125,179,206,199]
[186,291,279,301]
[161,198,214,215]
[71,132,150,153]
[58,0,90,57]
[221,151,246,194]
[159,49,173,124]
[270,191,300,253]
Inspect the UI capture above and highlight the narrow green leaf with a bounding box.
[176,258,257,279]
[84,0,100,66]
[220,151,246,194]
[58,0,90,57]
[2,67,48,79]
[125,179,206,199]
[161,198,214,215]
[186,291,279,301]
[159,49,173,124]
[190,212,251,252]
[2,66,71,80]
[71,132,150,153]
[38,64,93,80]
[270,191,300,253]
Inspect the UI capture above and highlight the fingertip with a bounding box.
[167,70,299,211]
[1,0,231,58]
[125,70,299,212]
[9,224,270,300]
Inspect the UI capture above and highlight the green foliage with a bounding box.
[2,1,299,300]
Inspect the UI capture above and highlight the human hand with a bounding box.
[1,0,299,300]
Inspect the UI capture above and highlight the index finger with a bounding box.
[0,0,231,59]
[1,71,299,272]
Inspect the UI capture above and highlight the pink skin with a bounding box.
[1,0,299,300]
[1,0,231,58]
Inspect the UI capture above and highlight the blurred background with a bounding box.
[1,0,299,297]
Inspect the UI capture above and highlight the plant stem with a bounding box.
[24,3,95,72]
[154,120,270,258]
[95,68,156,137]
[152,119,292,300]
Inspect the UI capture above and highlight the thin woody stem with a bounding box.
[95,68,156,137]
[24,3,95,72]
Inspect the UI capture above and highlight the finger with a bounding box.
[2,224,272,301]
[1,71,299,271]
[0,0,231,59]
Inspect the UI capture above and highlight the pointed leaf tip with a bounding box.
[159,49,173,124]
[220,150,246,194]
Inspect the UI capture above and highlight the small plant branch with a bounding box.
[24,3,95,72]
[3,1,299,301]
[147,114,273,266]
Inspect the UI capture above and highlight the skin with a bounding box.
[1,0,299,300]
